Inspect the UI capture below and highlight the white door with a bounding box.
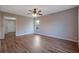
[6,20,16,33]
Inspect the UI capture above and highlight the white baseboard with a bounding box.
[0,36,4,39]
[16,33,34,36]
[36,33,78,43]
[16,32,78,43]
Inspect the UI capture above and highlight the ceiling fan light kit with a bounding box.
[32,13,37,17]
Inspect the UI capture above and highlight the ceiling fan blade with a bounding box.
[39,14,42,15]
[28,10,32,12]
[38,10,41,12]
[26,13,31,15]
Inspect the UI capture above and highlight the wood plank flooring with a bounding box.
[0,33,79,53]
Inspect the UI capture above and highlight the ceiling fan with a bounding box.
[27,8,43,17]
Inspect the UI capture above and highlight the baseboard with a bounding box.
[0,37,4,40]
[36,33,78,43]
[0,37,4,39]
[0,39,4,40]
[15,32,78,43]
[16,33,34,36]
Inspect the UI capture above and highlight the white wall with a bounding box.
[78,7,79,47]
[16,16,34,36]
[0,12,2,39]
[0,12,4,39]
[5,20,16,34]
[36,8,78,42]
[0,11,34,39]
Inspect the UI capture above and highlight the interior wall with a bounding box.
[0,11,33,39]
[78,7,79,47]
[36,7,78,42]
[16,16,34,36]
[5,20,16,34]
[0,12,2,39]
[0,12,4,39]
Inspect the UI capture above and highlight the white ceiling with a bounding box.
[0,5,77,17]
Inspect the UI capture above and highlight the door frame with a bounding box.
[3,16,16,38]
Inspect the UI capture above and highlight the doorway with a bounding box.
[6,20,16,33]
[34,19,40,33]
[4,16,16,38]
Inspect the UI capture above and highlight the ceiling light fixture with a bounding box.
[32,13,37,17]
[27,8,42,17]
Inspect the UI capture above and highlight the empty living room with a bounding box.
[0,5,79,53]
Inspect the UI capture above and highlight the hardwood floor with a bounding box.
[0,33,79,53]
